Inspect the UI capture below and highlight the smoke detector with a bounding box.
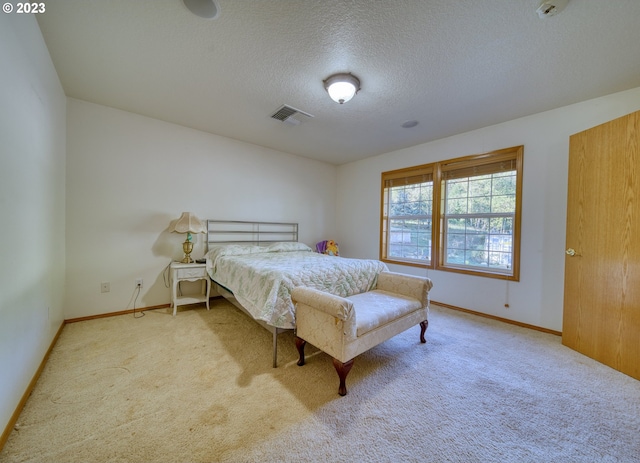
[536,0,569,18]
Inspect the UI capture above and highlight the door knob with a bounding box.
[565,248,580,257]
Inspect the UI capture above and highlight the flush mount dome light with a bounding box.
[182,0,219,19]
[323,73,361,104]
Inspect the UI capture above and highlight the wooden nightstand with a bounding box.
[170,262,211,316]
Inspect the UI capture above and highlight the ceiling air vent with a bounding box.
[536,0,569,18]
[270,105,314,126]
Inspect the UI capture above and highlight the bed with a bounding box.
[204,220,388,366]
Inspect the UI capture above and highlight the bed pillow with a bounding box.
[206,244,263,261]
[265,242,312,253]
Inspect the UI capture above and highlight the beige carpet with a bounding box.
[2,298,639,463]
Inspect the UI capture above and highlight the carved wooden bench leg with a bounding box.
[420,320,429,343]
[333,358,355,396]
[295,336,306,366]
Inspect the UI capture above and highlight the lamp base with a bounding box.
[182,239,194,263]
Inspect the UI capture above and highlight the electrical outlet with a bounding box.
[136,278,143,288]
[101,282,110,293]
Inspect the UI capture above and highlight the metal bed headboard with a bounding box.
[206,220,298,252]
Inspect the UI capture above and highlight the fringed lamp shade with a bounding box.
[171,212,206,263]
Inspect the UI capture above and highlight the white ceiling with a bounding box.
[37,0,640,165]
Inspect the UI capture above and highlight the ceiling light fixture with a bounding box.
[182,0,219,19]
[323,73,361,104]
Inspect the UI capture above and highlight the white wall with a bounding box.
[0,14,66,432]
[336,87,640,332]
[65,99,337,319]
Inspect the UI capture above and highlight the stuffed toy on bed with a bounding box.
[316,240,339,256]
[326,240,339,256]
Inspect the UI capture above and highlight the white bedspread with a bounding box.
[205,243,388,329]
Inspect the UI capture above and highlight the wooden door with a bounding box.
[563,110,640,381]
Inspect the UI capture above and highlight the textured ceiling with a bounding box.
[37,0,640,165]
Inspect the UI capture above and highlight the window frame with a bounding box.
[380,164,435,268]
[380,146,523,281]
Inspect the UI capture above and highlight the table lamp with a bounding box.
[171,212,206,263]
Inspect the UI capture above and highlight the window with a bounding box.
[380,146,523,280]
[381,165,434,267]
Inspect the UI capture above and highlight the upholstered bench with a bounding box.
[291,271,433,395]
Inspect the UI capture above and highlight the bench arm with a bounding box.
[375,271,433,306]
[291,287,354,321]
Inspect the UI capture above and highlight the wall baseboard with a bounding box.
[431,300,562,336]
[65,298,222,324]
[65,303,171,324]
[0,321,65,452]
